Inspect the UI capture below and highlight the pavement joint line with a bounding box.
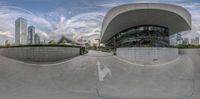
[113,55,180,67]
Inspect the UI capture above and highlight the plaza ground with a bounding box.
[0,50,200,99]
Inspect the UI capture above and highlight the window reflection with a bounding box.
[107,25,169,47]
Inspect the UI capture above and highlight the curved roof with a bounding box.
[100,3,191,43]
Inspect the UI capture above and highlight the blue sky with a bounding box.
[0,0,200,44]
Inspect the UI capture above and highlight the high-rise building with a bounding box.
[191,37,199,45]
[15,17,28,45]
[28,26,35,44]
[183,38,189,44]
[191,38,195,45]
[195,37,199,45]
[34,33,40,44]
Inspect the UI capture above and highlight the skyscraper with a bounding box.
[195,37,199,45]
[28,26,35,44]
[191,38,195,45]
[34,33,40,44]
[15,17,28,45]
[183,38,189,44]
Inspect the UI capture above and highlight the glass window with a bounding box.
[112,25,169,47]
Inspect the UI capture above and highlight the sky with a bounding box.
[0,0,200,44]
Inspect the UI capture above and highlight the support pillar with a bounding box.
[113,37,117,55]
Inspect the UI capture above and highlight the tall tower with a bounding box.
[34,33,40,44]
[28,26,35,44]
[15,17,28,45]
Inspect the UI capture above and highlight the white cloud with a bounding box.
[0,3,105,44]
[0,31,13,38]
[98,2,124,8]
[51,12,105,41]
[0,5,54,44]
[0,0,200,45]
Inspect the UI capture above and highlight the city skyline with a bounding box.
[15,17,40,45]
[0,0,200,45]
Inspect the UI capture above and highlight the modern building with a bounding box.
[191,38,195,45]
[176,33,183,45]
[101,3,191,47]
[100,3,191,64]
[191,37,199,45]
[183,38,189,44]
[34,33,40,44]
[169,34,177,45]
[28,26,35,44]
[169,33,183,45]
[15,17,28,45]
[195,37,199,45]
[58,36,79,45]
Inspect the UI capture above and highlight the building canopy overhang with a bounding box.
[100,3,191,43]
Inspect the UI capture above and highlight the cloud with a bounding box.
[0,31,13,38]
[180,2,200,37]
[98,1,125,8]
[0,4,54,44]
[0,2,105,44]
[51,12,105,41]
[0,0,200,45]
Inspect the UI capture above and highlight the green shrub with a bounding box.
[172,44,200,49]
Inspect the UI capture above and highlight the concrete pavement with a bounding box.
[0,50,199,99]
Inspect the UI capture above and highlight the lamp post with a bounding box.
[113,37,116,55]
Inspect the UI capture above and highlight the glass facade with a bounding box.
[15,17,28,45]
[106,25,169,47]
[34,34,40,44]
[28,26,35,44]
